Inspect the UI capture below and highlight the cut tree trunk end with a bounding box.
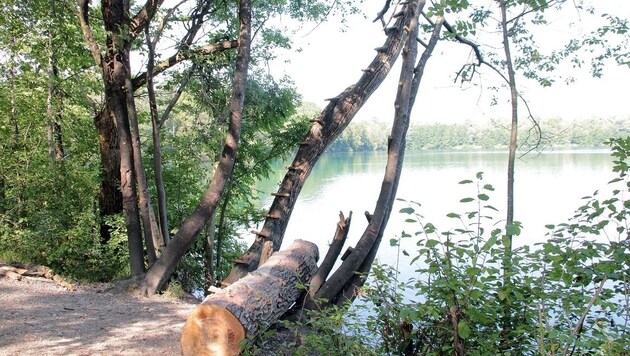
[181,239,319,355]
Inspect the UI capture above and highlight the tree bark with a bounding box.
[500,0,518,256]
[203,217,216,295]
[181,239,319,355]
[214,188,231,281]
[222,3,417,285]
[101,0,144,276]
[303,211,351,309]
[124,68,161,266]
[46,12,65,164]
[94,107,123,244]
[139,0,252,295]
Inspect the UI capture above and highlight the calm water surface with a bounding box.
[254,149,614,277]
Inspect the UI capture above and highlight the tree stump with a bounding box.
[181,239,319,355]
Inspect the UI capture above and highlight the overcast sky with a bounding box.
[269,1,630,124]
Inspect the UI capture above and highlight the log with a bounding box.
[181,239,319,355]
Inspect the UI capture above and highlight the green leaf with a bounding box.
[426,239,440,248]
[458,321,471,339]
[498,291,507,301]
[466,267,481,277]
[459,179,473,184]
[447,213,461,219]
[478,193,489,201]
[482,235,498,251]
[389,238,398,246]
[506,223,521,236]
[400,207,415,214]
[460,197,474,203]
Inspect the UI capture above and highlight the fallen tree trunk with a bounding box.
[181,239,319,355]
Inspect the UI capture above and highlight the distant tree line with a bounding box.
[327,117,630,152]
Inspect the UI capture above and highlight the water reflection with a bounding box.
[255,149,614,279]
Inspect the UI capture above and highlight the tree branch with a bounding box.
[76,0,102,67]
[132,40,239,90]
[158,65,196,128]
[129,0,165,38]
[563,278,607,356]
[151,0,187,49]
[506,0,563,25]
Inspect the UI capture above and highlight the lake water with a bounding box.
[254,149,614,279]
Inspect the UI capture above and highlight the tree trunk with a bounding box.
[303,211,351,309]
[499,0,518,347]
[222,3,416,285]
[46,0,65,164]
[145,22,170,248]
[101,0,144,276]
[215,187,231,281]
[77,0,124,245]
[181,239,319,356]
[125,70,161,265]
[77,0,235,248]
[500,0,518,261]
[94,107,123,244]
[139,0,252,295]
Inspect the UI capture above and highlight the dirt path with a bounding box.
[0,276,198,355]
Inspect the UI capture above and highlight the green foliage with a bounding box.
[243,304,377,356]
[163,281,186,299]
[294,139,629,354]
[290,306,376,356]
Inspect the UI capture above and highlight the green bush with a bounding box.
[291,138,629,355]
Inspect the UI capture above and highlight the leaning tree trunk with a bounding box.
[332,12,444,307]
[139,0,252,295]
[181,239,319,356]
[222,2,417,285]
[311,0,425,306]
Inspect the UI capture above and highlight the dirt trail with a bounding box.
[0,277,197,355]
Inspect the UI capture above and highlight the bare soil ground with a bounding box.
[0,276,198,355]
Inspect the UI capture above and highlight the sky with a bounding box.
[269,1,630,125]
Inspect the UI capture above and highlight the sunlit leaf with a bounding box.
[458,321,471,339]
